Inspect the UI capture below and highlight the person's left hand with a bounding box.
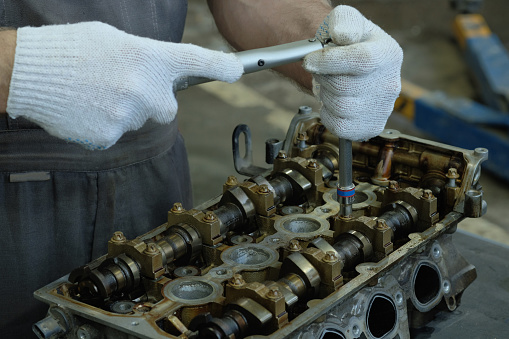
[303,5,403,141]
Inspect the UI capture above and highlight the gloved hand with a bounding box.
[303,5,403,141]
[7,22,243,149]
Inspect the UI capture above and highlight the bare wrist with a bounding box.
[0,29,17,113]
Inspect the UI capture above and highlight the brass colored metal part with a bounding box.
[422,189,434,200]
[446,167,460,179]
[167,315,190,336]
[202,211,218,223]
[35,116,486,339]
[322,251,338,263]
[375,219,389,231]
[257,184,270,195]
[225,175,239,186]
[306,159,319,170]
[144,243,159,255]
[171,202,185,214]
[229,274,246,287]
[168,209,223,246]
[287,239,302,252]
[266,286,282,300]
[225,282,288,330]
[111,231,126,243]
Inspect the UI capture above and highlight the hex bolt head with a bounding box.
[277,150,288,159]
[446,168,460,179]
[203,211,218,223]
[297,132,309,141]
[111,231,126,243]
[375,219,389,231]
[257,184,270,195]
[322,251,338,263]
[422,189,434,200]
[288,239,302,252]
[266,286,282,299]
[229,274,245,287]
[307,159,319,170]
[298,106,312,114]
[144,243,159,255]
[225,175,238,186]
[171,202,185,214]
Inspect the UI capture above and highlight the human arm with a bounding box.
[4,22,243,149]
[0,29,16,113]
[208,0,331,91]
[208,1,403,141]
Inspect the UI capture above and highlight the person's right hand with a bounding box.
[6,22,243,150]
[303,6,403,141]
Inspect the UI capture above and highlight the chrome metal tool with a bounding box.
[175,38,355,215]
[174,38,326,91]
[337,138,355,217]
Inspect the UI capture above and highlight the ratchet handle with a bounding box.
[174,38,326,91]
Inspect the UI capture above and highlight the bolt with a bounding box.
[144,243,159,255]
[229,274,245,287]
[77,324,99,339]
[266,286,282,299]
[297,132,309,149]
[225,175,238,186]
[277,150,288,159]
[171,202,185,213]
[422,189,434,200]
[257,184,270,195]
[257,59,265,67]
[446,168,460,179]
[111,231,126,243]
[322,251,338,263]
[446,168,459,188]
[298,106,312,115]
[134,304,152,313]
[307,159,319,170]
[389,180,399,191]
[171,202,185,214]
[375,219,389,231]
[288,239,302,252]
[297,132,309,141]
[203,211,217,223]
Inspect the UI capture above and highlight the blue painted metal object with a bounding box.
[395,14,509,181]
[465,35,509,112]
[454,14,509,112]
[413,92,509,180]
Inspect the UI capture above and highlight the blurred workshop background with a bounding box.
[177,0,509,245]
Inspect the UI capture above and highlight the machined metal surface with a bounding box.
[33,110,488,339]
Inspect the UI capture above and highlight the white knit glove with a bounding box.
[303,6,403,141]
[7,22,243,149]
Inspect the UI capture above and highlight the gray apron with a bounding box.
[0,1,190,337]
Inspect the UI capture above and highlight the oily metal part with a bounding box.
[33,111,487,339]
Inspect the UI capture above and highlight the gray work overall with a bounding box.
[0,1,190,337]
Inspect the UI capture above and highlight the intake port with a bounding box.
[366,294,397,339]
[413,262,441,308]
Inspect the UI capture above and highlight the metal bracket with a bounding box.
[232,124,268,177]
